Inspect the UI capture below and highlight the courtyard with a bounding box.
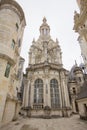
[0,115,87,130]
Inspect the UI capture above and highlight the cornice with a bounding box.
[26,62,63,72]
[0,53,15,65]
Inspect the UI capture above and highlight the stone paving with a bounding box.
[0,115,87,130]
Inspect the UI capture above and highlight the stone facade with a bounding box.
[0,0,26,126]
[74,0,87,71]
[73,0,87,119]
[68,64,84,113]
[68,63,87,119]
[77,98,87,120]
[22,18,71,118]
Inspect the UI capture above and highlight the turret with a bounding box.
[73,66,84,86]
[0,0,26,125]
[0,0,26,64]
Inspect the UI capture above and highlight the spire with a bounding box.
[39,17,50,37]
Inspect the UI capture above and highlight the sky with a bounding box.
[17,0,82,71]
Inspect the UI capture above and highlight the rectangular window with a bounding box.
[11,39,15,49]
[4,63,11,78]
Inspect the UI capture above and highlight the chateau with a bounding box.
[73,0,87,119]
[0,0,87,127]
[22,17,71,118]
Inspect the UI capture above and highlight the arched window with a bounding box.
[33,79,43,109]
[50,79,60,108]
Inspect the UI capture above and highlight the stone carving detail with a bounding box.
[81,0,87,10]
[29,41,62,65]
[74,11,80,23]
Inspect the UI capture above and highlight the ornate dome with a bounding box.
[39,17,50,37]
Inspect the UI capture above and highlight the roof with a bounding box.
[73,66,82,73]
[77,81,87,100]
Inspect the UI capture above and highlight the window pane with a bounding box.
[34,79,43,106]
[50,79,60,108]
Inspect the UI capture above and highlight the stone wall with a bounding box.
[0,0,26,126]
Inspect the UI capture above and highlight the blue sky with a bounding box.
[17,0,82,71]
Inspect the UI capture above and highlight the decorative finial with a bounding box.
[75,60,77,66]
[43,17,47,23]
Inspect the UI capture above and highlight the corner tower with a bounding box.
[0,0,26,125]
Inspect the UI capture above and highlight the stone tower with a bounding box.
[22,18,71,118]
[68,64,84,113]
[74,0,87,71]
[0,0,26,125]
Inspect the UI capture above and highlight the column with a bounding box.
[22,79,29,107]
[44,75,51,107]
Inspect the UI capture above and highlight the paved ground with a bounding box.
[0,115,87,130]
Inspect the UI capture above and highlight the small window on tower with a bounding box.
[4,63,11,78]
[44,29,46,35]
[16,23,19,31]
[11,39,15,49]
[44,29,48,35]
